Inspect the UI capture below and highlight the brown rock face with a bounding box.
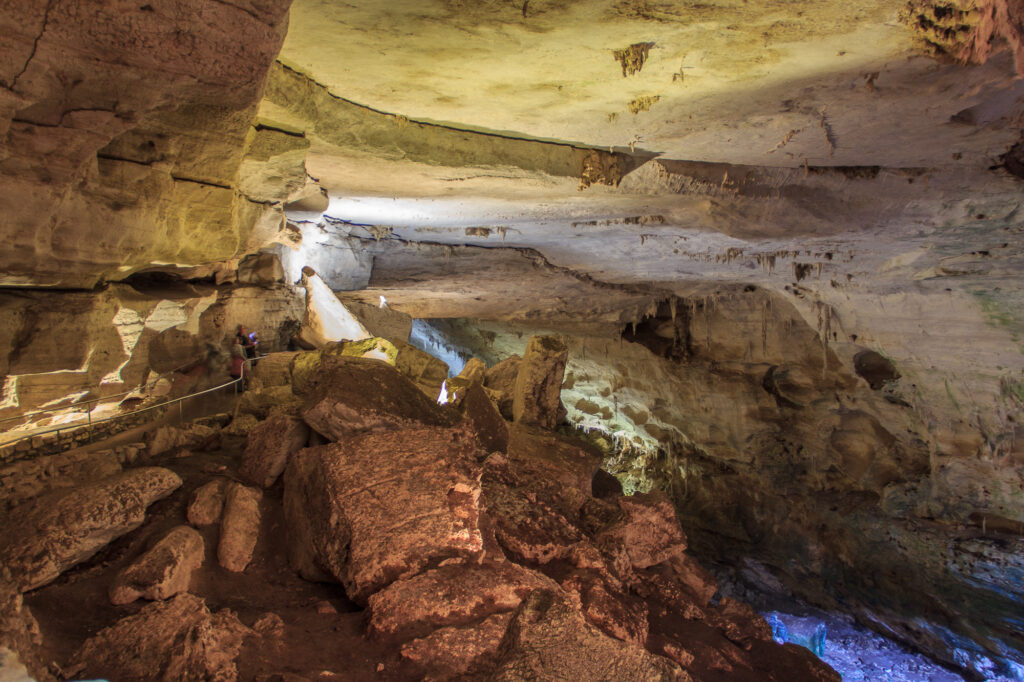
[109,525,205,605]
[512,335,568,429]
[283,425,485,603]
[596,492,688,571]
[0,467,182,591]
[218,482,263,573]
[68,594,251,682]
[561,571,650,647]
[461,382,510,454]
[250,351,300,390]
[458,357,487,384]
[367,561,559,641]
[0,0,295,287]
[299,356,457,441]
[240,414,310,488]
[187,479,227,527]
[0,579,48,682]
[399,611,514,678]
[489,590,686,681]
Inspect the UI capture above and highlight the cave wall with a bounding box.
[0,0,303,288]
[0,283,303,422]
[419,283,1024,678]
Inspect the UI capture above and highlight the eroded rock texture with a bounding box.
[284,424,485,602]
[0,467,182,591]
[68,594,251,682]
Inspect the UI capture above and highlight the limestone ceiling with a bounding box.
[279,0,1012,167]
[266,0,1024,327]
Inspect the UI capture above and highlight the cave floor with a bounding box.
[23,442,420,681]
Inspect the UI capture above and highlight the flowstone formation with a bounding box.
[0,341,842,681]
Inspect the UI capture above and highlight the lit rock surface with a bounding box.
[489,590,685,682]
[187,479,228,527]
[109,525,205,605]
[298,356,457,441]
[240,414,309,488]
[284,424,485,603]
[512,335,569,429]
[367,561,558,640]
[218,482,263,573]
[0,467,182,591]
[0,449,121,511]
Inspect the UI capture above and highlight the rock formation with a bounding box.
[2,0,1024,678]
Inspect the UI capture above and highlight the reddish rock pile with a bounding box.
[0,347,840,681]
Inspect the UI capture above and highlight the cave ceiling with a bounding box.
[1,0,1022,331]
[258,0,1024,327]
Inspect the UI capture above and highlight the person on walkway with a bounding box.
[229,336,247,388]
[236,325,258,360]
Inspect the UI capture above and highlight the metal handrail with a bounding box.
[0,355,213,427]
[0,365,249,449]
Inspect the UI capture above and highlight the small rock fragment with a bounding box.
[218,482,262,572]
[109,525,205,605]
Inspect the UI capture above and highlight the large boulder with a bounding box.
[393,339,449,399]
[249,351,300,389]
[283,424,485,603]
[458,357,487,385]
[299,356,456,441]
[461,383,510,455]
[484,354,521,419]
[147,423,221,457]
[109,525,205,605]
[596,492,688,572]
[67,594,251,682]
[240,414,309,488]
[400,612,514,678]
[236,385,302,420]
[218,482,262,572]
[367,560,558,640]
[0,468,182,591]
[512,335,568,429]
[489,590,685,681]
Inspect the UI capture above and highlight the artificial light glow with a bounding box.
[437,380,450,405]
[379,295,388,308]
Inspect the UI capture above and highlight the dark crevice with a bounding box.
[170,175,233,191]
[7,0,55,91]
[97,153,155,167]
[253,123,306,139]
